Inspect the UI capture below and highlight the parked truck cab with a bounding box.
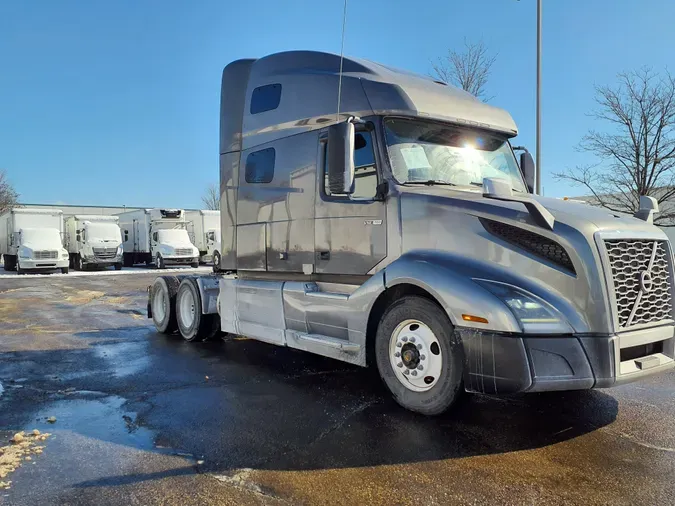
[65,215,123,271]
[150,51,675,415]
[0,208,69,274]
[119,208,199,269]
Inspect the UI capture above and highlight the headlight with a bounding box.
[160,245,174,255]
[116,246,123,256]
[61,249,69,259]
[474,279,573,334]
[19,248,32,259]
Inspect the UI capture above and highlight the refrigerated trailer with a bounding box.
[118,208,199,269]
[0,208,69,274]
[64,215,123,271]
[185,210,220,264]
[148,50,675,415]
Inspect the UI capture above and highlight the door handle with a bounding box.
[319,251,330,260]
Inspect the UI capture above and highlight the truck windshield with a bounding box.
[384,118,526,192]
[157,229,190,243]
[85,222,121,241]
[21,228,62,246]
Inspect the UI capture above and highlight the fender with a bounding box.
[381,251,522,333]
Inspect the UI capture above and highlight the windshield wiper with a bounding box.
[405,180,457,186]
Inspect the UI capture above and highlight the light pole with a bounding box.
[536,0,542,194]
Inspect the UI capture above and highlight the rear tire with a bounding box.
[375,296,464,416]
[176,278,220,342]
[150,276,180,334]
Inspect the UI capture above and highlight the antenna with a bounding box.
[336,0,348,123]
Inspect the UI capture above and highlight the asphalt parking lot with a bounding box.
[1,272,675,506]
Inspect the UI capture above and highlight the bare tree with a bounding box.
[201,183,220,211]
[555,68,675,225]
[431,38,497,101]
[0,170,19,215]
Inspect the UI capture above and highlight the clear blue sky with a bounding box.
[1,0,674,208]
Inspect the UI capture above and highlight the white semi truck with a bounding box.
[147,51,675,416]
[118,208,199,269]
[185,210,220,264]
[0,208,69,274]
[64,215,123,271]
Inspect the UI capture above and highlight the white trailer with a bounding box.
[185,210,220,264]
[0,208,69,274]
[64,215,123,271]
[117,208,199,269]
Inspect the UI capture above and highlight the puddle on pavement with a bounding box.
[29,395,155,449]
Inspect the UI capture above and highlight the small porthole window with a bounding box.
[250,83,282,114]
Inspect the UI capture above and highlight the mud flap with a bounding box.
[147,286,153,319]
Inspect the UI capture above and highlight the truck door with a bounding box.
[314,123,386,275]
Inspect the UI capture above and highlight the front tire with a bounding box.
[375,296,464,416]
[176,278,220,342]
[16,260,24,275]
[156,254,165,270]
[61,267,69,274]
[114,263,122,271]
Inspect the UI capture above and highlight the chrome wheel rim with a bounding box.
[389,319,442,392]
[179,289,196,328]
[152,287,166,322]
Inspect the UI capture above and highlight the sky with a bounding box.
[1,0,674,208]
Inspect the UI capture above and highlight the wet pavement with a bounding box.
[0,273,674,505]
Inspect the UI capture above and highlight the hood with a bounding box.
[161,240,196,249]
[85,238,122,247]
[399,187,667,238]
[19,228,63,250]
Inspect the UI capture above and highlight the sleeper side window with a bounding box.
[324,129,378,200]
[245,147,275,183]
[250,84,282,114]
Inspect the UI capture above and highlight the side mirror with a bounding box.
[327,121,355,194]
[520,152,536,193]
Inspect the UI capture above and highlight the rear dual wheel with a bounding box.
[176,278,220,341]
[150,276,219,342]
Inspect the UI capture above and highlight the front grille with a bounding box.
[34,250,58,260]
[174,248,193,256]
[93,247,118,259]
[604,239,673,328]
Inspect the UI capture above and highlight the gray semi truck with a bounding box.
[148,51,675,415]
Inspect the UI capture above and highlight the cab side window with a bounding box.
[152,232,158,242]
[324,129,378,200]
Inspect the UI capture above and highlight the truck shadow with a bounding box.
[75,333,619,488]
[1,330,619,491]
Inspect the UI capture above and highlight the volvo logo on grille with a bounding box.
[639,271,653,292]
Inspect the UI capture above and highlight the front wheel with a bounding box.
[114,263,122,271]
[212,251,221,273]
[156,254,165,270]
[61,267,69,274]
[375,296,464,416]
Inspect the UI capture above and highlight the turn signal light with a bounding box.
[462,314,489,324]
